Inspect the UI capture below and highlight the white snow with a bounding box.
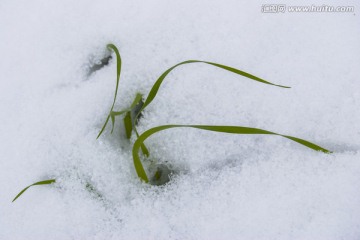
[1,0,360,239]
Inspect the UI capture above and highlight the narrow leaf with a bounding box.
[110,114,115,134]
[107,43,122,112]
[137,60,290,120]
[133,60,290,150]
[111,109,130,116]
[97,43,122,138]
[12,179,56,202]
[97,115,110,139]
[123,112,132,139]
[129,93,144,127]
[130,93,143,109]
[132,125,331,182]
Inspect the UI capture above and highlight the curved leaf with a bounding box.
[107,44,122,113]
[135,60,290,123]
[97,44,123,138]
[12,179,56,202]
[133,60,291,154]
[132,125,331,182]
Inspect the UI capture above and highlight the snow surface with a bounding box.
[1,0,360,239]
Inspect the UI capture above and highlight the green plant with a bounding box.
[12,44,330,202]
[12,179,56,202]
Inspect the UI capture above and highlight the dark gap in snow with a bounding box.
[86,54,112,78]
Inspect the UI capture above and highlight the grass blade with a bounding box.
[133,60,291,153]
[110,109,129,133]
[107,44,122,112]
[123,112,132,139]
[97,43,122,138]
[138,60,290,117]
[97,115,110,139]
[12,179,56,202]
[130,93,143,109]
[112,110,130,116]
[124,93,144,139]
[132,125,331,182]
[110,114,116,133]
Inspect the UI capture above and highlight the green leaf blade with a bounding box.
[133,59,290,144]
[282,135,332,153]
[203,61,290,88]
[132,125,330,182]
[97,115,110,139]
[12,179,56,202]
[123,112,132,139]
[139,60,289,115]
[97,43,123,139]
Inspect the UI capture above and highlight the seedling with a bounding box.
[12,44,331,201]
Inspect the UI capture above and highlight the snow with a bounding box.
[1,0,360,239]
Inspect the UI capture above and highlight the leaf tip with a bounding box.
[277,84,291,89]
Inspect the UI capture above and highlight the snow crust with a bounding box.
[1,0,360,239]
